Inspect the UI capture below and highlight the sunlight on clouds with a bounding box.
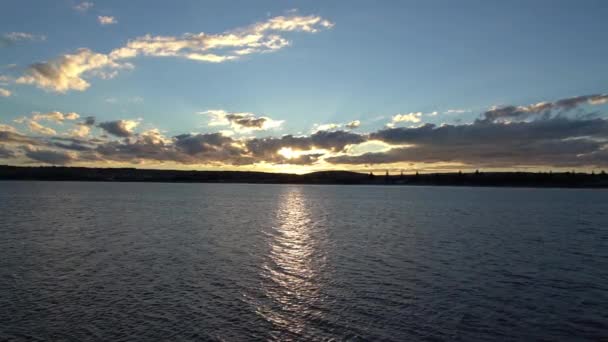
[32,111,80,123]
[3,94,608,171]
[345,120,361,129]
[312,120,361,132]
[277,147,298,159]
[312,123,340,132]
[387,112,422,127]
[0,88,11,97]
[0,124,18,133]
[98,119,140,137]
[16,48,133,93]
[70,124,91,138]
[26,120,56,135]
[345,140,397,155]
[16,14,333,93]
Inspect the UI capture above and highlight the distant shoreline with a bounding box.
[1,165,607,188]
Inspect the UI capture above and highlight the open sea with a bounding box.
[1,181,607,341]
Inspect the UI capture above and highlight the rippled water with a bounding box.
[1,182,607,341]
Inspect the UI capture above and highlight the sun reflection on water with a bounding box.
[255,186,329,338]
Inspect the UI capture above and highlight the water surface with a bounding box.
[1,182,607,340]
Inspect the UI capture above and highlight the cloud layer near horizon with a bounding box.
[1,94,608,171]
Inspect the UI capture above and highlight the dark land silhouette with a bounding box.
[1,165,607,188]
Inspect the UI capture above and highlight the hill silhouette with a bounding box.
[1,165,607,188]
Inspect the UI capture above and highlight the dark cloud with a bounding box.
[52,142,94,151]
[225,114,267,128]
[479,94,608,123]
[0,131,40,145]
[246,130,364,160]
[83,116,96,126]
[174,133,234,155]
[98,120,137,137]
[0,144,17,159]
[93,132,253,165]
[25,149,74,165]
[4,93,608,168]
[328,118,608,167]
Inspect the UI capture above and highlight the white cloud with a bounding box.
[0,88,11,97]
[32,111,80,123]
[313,123,340,132]
[345,120,361,129]
[110,14,332,62]
[74,2,94,12]
[389,112,423,126]
[17,14,332,92]
[26,120,56,135]
[98,16,117,25]
[70,124,91,138]
[313,120,362,132]
[16,48,133,92]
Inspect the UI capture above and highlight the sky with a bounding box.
[1,0,608,173]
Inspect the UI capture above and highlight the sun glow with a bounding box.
[277,147,300,159]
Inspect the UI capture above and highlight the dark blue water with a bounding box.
[1,182,607,341]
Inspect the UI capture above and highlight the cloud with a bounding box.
[1,32,46,47]
[312,123,340,132]
[0,75,11,86]
[74,2,94,12]
[83,116,96,126]
[0,144,17,159]
[345,120,361,129]
[98,119,139,137]
[112,14,333,63]
[327,117,608,168]
[94,131,253,165]
[0,124,18,133]
[386,112,423,127]
[480,94,608,123]
[245,130,365,164]
[16,48,133,92]
[98,16,117,25]
[18,14,332,92]
[0,88,11,97]
[0,129,39,145]
[313,120,361,132]
[70,124,91,138]
[25,148,75,165]
[444,109,470,114]
[4,93,608,169]
[202,109,283,132]
[31,111,80,123]
[26,120,57,135]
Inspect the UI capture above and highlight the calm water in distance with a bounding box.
[1,181,607,341]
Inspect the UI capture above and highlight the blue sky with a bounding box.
[1,0,608,172]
